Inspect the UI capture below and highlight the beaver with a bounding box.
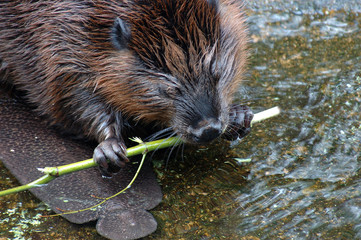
[0,0,253,177]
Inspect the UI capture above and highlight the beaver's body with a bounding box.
[0,0,253,176]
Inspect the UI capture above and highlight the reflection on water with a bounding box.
[1,7,360,240]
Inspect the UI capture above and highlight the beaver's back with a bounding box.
[0,1,124,134]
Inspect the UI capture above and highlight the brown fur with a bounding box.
[0,0,249,173]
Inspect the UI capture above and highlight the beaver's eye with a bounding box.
[173,87,182,97]
[166,87,182,98]
[158,86,169,97]
[158,86,182,98]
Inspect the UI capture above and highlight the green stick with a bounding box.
[0,175,55,197]
[0,107,280,197]
[0,137,181,197]
[38,137,182,176]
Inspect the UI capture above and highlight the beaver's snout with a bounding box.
[187,118,223,144]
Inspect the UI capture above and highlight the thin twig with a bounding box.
[0,106,281,197]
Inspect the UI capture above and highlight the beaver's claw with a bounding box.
[222,104,254,141]
[93,138,129,177]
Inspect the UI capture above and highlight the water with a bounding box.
[148,10,361,240]
[1,6,361,240]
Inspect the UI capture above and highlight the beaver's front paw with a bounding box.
[93,138,129,177]
[222,105,254,141]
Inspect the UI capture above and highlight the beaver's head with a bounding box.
[108,0,248,144]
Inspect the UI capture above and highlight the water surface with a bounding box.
[148,9,361,240]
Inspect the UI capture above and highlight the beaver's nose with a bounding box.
[189,119,222,144]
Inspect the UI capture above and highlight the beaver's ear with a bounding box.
[206,0,219,12]
[111,17,131,50]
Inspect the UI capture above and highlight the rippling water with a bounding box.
[148,10,361,240]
